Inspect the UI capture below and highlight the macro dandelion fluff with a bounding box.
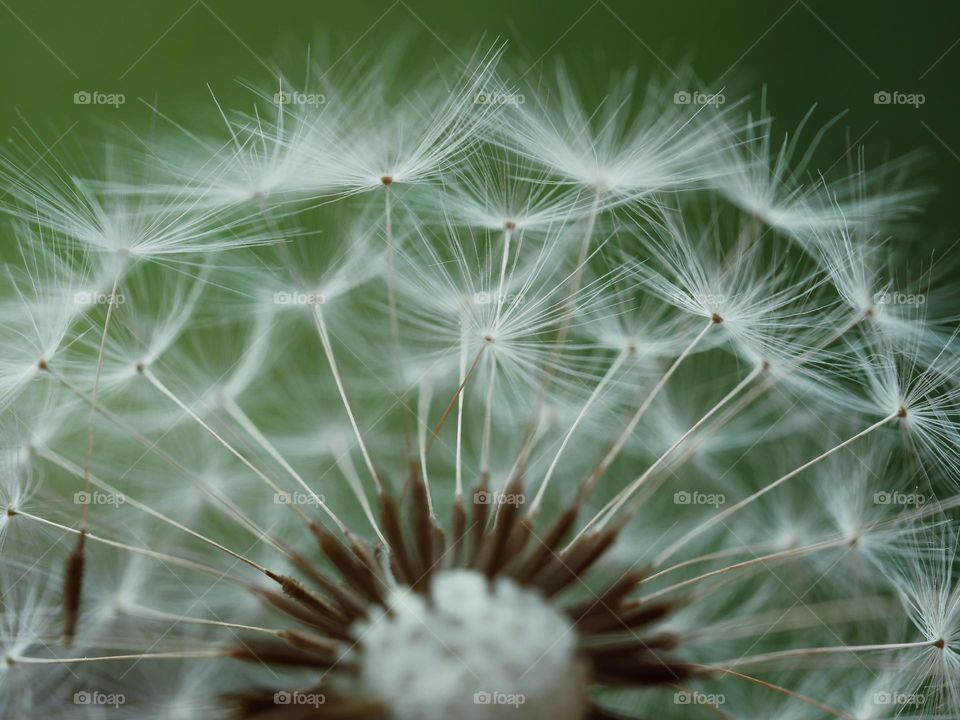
[1,41,959,720]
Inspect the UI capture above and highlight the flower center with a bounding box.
[351,569,588,720]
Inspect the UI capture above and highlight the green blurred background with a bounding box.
[1,0,957,246]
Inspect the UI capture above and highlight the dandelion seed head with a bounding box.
[1,38,959,720]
